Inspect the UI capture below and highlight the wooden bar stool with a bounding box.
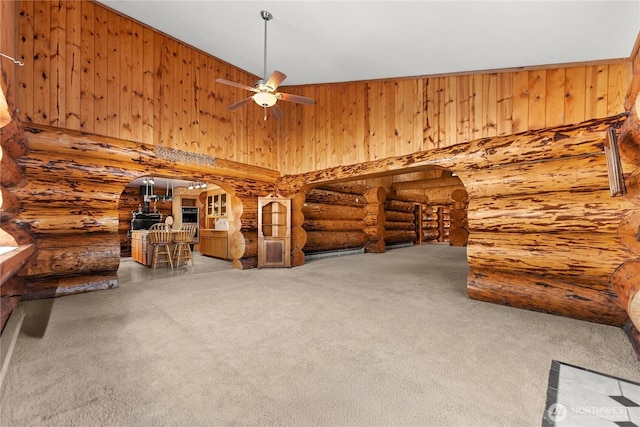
[172,229,193,267]
[148,223,173,269]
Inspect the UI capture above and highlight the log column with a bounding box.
[363,186,386,253]
[449,188,469,247]
[616,90,640,351]
[290,193,307,266]
[0,114,31,331]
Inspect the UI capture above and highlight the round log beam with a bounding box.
[619,94,640,165]
[468,269,628,326]
[611,260,640,329]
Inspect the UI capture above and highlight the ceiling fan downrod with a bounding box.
[261,10,272,82]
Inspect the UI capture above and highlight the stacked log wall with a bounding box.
[0,114,31,331]
[279,115,637,327]
[6,125,279,298]
[463,122,637,326]
[616,77,640,356]
[421,205,439,242]
[383,193,418,246]
[301,184,368,253]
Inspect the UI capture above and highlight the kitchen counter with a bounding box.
[199,229,229,259]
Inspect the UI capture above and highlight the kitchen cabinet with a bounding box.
[131,230,152,266]
[199,229,229,259]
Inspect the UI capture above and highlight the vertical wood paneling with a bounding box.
[50,0,65,127]
[142,26,154,144]
[93,4,107,135]
[193,51,203,154]
[173,42,183,149]
[106,11,119,137]
[163,37,175,146]
[607,63,628,116]
[470,74,483,140]
[482,73,497,137]
[153,30,164,145]
[368,81,383,159]
[564,67,586,124]
[65,0,80,129]
[496,72,512,135]
[385,80,396,158]
[1,0,17,112]
[80,0,94,133]
[528,70,546,130]
[586,65,608,118]
[119,17,132,141]
[17,1,34,122]
[444,76,457,147]
[33,1,50,124]
[204,55,216,156]
[456,75,470,143]
[545,68,565,127]
[13,1,632,176]
[130,21,143,142]
[511,71,529,133]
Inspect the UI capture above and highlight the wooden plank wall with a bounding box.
[13,0,278,169]
[279,64,630,174]
[0,0,18,113]
[8,1,632,179]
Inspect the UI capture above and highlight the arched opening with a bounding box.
[117,175,236,274]
[295,165,470,263]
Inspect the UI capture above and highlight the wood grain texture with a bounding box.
[11,1,631,175]
[468,269,628,326]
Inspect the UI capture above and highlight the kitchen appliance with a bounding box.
[131,212,162,230]
[181,207,199,243]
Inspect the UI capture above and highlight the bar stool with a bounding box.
[173,224,196,267]
[148,223,173,269]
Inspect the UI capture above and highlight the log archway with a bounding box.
[276,114,635,327]
[5,124,280,299]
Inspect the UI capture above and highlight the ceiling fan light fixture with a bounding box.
[253,92,277,107]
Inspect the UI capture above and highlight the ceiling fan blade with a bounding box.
[271,103,284,120]
[278,92,315,106]
[227,97,253,111]
[216,78,256,92]
[265,71,287,90]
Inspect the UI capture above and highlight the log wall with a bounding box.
[617,74,640,356]
[3,124,279,298]
[383,193,418,246]
[301,185,368,253]
[277,115,637,326]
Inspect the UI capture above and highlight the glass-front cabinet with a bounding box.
[207,191,227,218]
[258,195,291,268]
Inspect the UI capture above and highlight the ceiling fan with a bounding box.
[215,10,315,120]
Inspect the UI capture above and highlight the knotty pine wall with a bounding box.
[5,0,632,178]
[279,65,630,174]
[12,0,278,169]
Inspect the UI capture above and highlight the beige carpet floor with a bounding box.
[1,244,639,426]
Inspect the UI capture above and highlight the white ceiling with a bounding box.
[98,1,639,87]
